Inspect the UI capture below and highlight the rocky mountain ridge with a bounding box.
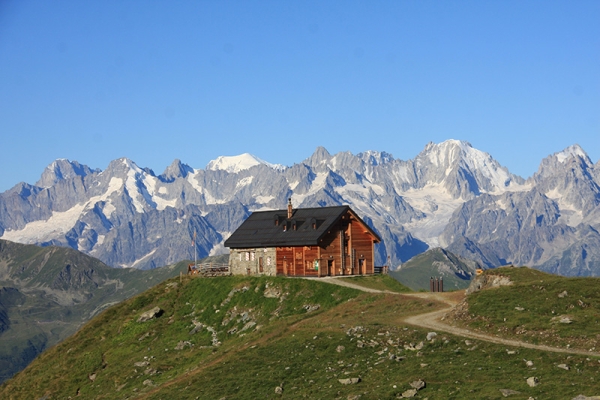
[0,140,598,275]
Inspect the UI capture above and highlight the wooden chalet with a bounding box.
[224,200,381,277]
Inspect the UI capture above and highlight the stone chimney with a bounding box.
[287,198,293,219]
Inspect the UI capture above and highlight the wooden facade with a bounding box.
[225,203,380,277]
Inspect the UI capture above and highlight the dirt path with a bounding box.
[306,276,397,293]
[317,276,600,358]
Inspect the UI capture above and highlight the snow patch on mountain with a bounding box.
[545,188,584,226]
[123,249,157,269]
[207,153,286,173]
[556,144,588,163]
[291,172,328,204]
[186,171,204,193]
[402,184,465,246]
[236,176,254,188]
[1,204,87,243]
[256,195,274,204]
[142,175,177,210]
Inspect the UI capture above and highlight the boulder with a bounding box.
[401,389,418,397]
[499,389,521,397]
[175,340,193,350]
[134,361,149,367]
[339,377,361,385]
[137,307,163,323]
[410,379,425,390]
[526,377,539,387]
[303,304,320,312]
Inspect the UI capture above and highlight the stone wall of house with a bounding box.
[229,248,277,276]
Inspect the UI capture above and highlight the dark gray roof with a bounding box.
[224,205,380,249]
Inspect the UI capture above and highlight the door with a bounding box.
[359,259,365,275]
[259,257,264,273]
[327,260,334,276]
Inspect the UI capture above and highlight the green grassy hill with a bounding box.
[2,272,600,399]
[0,239,197,383]
[449,266,600,350]
[390,247,480,291]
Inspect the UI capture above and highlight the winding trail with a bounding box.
[316,276,600,358]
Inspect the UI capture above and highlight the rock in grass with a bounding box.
[499,389,521,397]
[410,379,425,390]
[275,385,283,394]
[526,376,539,387]
[401,388,418,397]
[426,332,437,341]
[134,361,149,367]
[137,307,163,322]
[557,363,570,370]
[339,377,361,385]
[174,340,193,350]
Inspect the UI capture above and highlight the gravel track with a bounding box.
[316,276,600,357]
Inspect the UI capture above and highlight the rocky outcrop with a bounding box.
[466,273,513,295]
[137,307,163,323]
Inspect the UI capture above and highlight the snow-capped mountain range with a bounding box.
[1,139,599,275]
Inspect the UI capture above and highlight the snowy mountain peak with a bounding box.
[417,140,523,196]
[36,159,97,188]
[555,144,590,164]
[420,140,499,173]
[206,153,285,173]
[420,139,476,166]
[358,150,395,166]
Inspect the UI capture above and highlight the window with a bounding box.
[267,256,271,266]
[251,252,255,261]
[245,252,250,261]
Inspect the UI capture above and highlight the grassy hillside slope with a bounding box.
[3,273,600,399]
[0,239,192,383]
[449,266,600,350]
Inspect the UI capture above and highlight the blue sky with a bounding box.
[0,0,598,192]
